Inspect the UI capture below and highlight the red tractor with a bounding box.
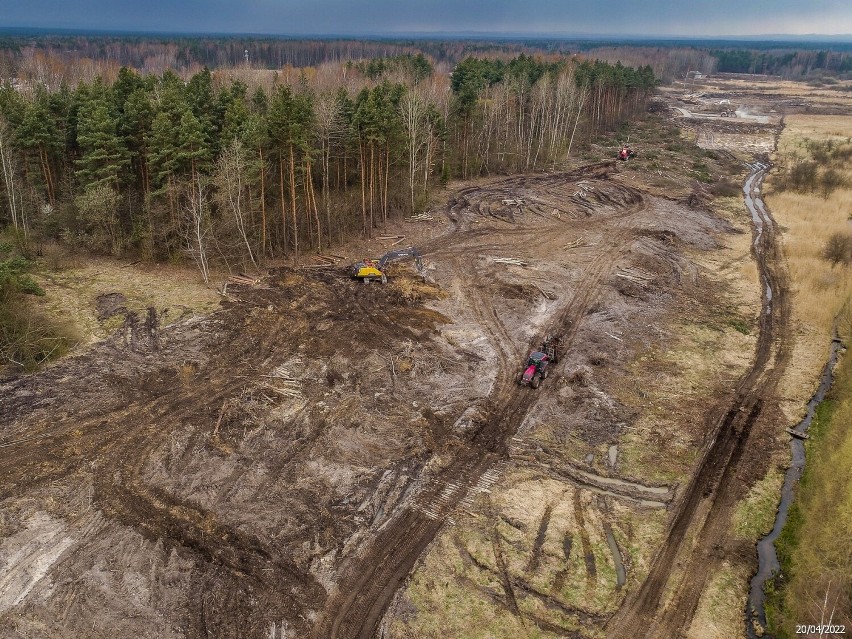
[519,336,561,389]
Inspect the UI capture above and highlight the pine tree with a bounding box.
[243,113,269,258]
[121,88,154,193]
[219,81,250,147]
[16,91,63,207]
[76,96,130,189]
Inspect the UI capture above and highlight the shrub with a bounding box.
[787,160,819,192]
[0,250,71,372]
[820,168,846,199]
[822,232,852,267]
[712,178,741,198]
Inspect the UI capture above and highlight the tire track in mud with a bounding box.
[0,316,331,637]
[313,184,642,639]
[454,256,519,370]
[606,162,791,638]
[86,354,333,636]
[0,165,642,638]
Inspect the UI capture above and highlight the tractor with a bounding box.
[519,336,561,389]
[618,145,636,161]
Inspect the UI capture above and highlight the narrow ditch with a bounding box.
[604,522,627,589]
[745,336,843,639]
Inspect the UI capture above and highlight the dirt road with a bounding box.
[606,161,791,638]
[315,165,646,638]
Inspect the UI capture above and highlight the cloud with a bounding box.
[3,0,852,36]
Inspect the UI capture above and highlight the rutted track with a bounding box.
[313,168,644,639]
[1,161,723,639]
[606,161,791,638]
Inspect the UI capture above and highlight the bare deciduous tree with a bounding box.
[400,90,429,212]
[314,91,345,244]
[214,138,257,268]
[185,178,211,284]
[0,118,24,233]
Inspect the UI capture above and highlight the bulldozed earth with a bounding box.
[1,98,798,638]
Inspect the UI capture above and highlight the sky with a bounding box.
[3,0,852,38]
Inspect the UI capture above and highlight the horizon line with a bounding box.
[1,26,852,42]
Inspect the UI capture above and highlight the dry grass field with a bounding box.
[762,114,852,638]
[766,115,852,420]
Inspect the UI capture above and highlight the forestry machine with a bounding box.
[350,246,424,284]
[519,335,562,389]
[618,145,636,161]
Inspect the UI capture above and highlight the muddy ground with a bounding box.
[1,82,833,639]
[0,160,746,638]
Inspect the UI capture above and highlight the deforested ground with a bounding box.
[3,79,848,639]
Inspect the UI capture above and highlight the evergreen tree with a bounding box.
[147,111,180,192]
[121,88,154,193]
[16,91,63,207]
[219,81,250,147]
[76,95,130,189]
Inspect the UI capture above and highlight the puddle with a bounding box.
[743,163,770,248]
[604,523,627,589]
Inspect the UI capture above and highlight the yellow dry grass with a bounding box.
[33,254,220,346]
[689,77,852,108]
[686,561,750,639]
[753,112,852,639]
[766,114,852,420]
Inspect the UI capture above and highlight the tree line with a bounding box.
[713,48,852,78]
[0,54,654,279]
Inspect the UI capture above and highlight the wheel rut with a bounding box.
[313,179,642,639]
[606,161,791,638]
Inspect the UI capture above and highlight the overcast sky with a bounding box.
[3,0,852,37]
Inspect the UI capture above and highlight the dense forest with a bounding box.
[1,32,849,90]
[713,48,852,76]
[0,53,655,277]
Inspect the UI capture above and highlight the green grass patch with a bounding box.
[765,352,852,637]
[692,161,712,183]
[732,467,784,540]
[0,239,76,373]
[729,318,751,335]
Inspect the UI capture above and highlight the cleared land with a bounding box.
[1,76,849,639]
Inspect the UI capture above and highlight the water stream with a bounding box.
[741,160,844,637]
[744,344,843,636]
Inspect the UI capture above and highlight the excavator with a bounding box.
[350,246,424,284]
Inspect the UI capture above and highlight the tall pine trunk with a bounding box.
[306,159,322,253]
[383,146,390,225]
[368,141,375,234]
[279,156,288,256]
[259,146,267,259]
[288,144,298,263]
[359,142,367,235]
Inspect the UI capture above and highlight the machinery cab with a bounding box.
[519,336,561,389]
[350,259,387,283]
[521,351,550,388]
[350,247,423,284]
